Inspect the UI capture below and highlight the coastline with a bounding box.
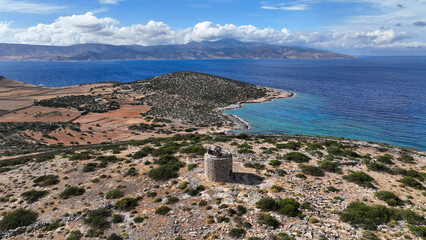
[217,89,295,131]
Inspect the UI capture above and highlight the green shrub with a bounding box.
[257,214,280,228]
[397,154,415,163]
[59,186,85,199]
[278,198,301,217]
[276,141,301,150]
[399,177,424,190]
[67,230,83,240]
[340,201,399,230]
[83,163,97,172]
[319,160,341,173]
[284,152,311,163]
[124,167,138,177]
[377,154,394,164]
[0,208,38,230]
[84,208,111,230]
[43,220,61,231]
[367,162,391,173]
[21,190,49,203]
[229,228,246,238]
[115,197,139,211]
[106,189,124,199]
[269,160,282,167]
[375,191,404,206]
[155,206,171,215]
[236,205,247,215]
[149,166,178,181]
[299,165,325,177]
[409,225,426,239]
[133,216,144,223]
[244,162,265,170]
[256,198,279,211]
[180,146,207,155]
[112,214,123,223]
[295,173,306,179]
[69,151,92,160]
[342,171,375,188]
[107,233,123,240]
[187,163,198,171]
[33,175,60,186]
[217,216,230,223]
[166,196,179,204]
[326,186,340,192]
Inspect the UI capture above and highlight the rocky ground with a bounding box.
[0,134,424,240]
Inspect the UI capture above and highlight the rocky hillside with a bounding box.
[0,134,424,240]
[0,39,351,61]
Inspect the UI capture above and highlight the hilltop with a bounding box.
[0,39,351,61]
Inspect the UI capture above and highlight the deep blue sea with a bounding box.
[0,57,424,151]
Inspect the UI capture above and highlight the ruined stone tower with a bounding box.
[204,146,233,182]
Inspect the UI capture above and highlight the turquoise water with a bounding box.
[0,57,424,150]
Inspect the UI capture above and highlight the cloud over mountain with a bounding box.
[8,12,424,54]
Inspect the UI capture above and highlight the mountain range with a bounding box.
[0,39,351,61]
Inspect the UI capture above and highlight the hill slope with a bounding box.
[0,39,351,60]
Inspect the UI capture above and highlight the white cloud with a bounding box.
[0,0,65,14]
[0,22,9,34]
[9,12,426,54]
[261,1,311,11]
[99,0,123,4]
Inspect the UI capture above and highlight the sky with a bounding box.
[0,0,426,55]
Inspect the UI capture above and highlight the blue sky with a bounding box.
[1,0,426,55]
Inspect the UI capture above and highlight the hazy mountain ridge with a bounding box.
[0,39,351,61]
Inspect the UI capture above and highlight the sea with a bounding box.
[0,57,425,151]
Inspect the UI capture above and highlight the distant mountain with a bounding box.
[0,39,351,61]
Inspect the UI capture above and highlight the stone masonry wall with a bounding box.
[204,153,233,182]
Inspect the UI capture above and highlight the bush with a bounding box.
[124,167,138,177]
[149,166,178,181]
[397,154,415,163]
[229,228,246,238]
[367,162,391,173]
[276,141,301,150]
[377,154,394,164]
[340,201,399,230]
[375,191,404,206]
[399,177,424,190]
[107,233,123,240]
[33,175,60,186]
[155,206,171,215]
[295,173,306,179]
[284,152,311,163]
[256,198,279,211]
[84,208,111,230]
[269,160,282,167]
[59,186,85,199]
[217,216,230,223]
[326,186,340,192]
[278,198,301,217]
[67,230,83,240]
[409,225,426,239]
[83,163,97,172]
[21,190,49,203]
[299,165,325,177]
[166,196,179,204]
[133,216,144,223]
[244,162,265,170]
[257,214,280,228]
[319,160,341,173]
[115,197,139,211]
[106,189,124,199]
[180,145,207,155]
[187,163,198,171]
[342,171,375,188]
[0,209,37,230]
[112,214,123,223]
